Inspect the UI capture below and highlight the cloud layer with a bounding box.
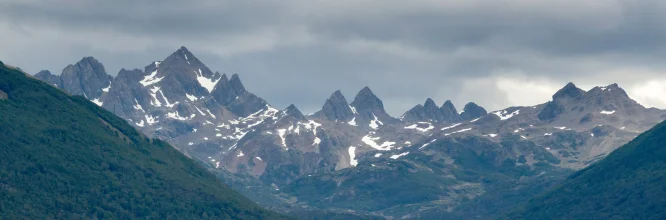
[2,0,666,115]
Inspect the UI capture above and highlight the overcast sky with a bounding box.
[2,0,666,116]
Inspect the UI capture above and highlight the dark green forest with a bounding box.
[505,118,666,220]
[0,61,289,219]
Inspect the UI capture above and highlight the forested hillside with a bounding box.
[0,61,289,219]
[505,118,666,220]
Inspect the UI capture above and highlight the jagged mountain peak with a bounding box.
[115,68,145,83]
[401,98,445,122]
[553,82,585,100]
[79,56,101,64]
[161,46,205,68]
[441,100,457,112]
[331,90,345,99]
[424,98,437,108]
[65,56,106,74]
[33,70,60,88]
[352,86,378,103]
[314,90,354,121]
[356,86,373,96]
[220,73,229,82]
[35,70,53,77]
[284,104,306,121]
[440,100,461,122]
[589,83,627,95]
[144,60,161,72]
[229,73,246,95]
[460,102,487,120]
[175,46,194,58]
[350,86,395,125]
[350,86,383,112]
[57,56,111,99]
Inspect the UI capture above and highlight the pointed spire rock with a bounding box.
[147,46,220,101]
[424,98,437,109]
[350,86,394,124]
[162,46,201,66]
[539,82,587,121]
[585,83,641,111]
[591,83,630,98]
[220,73,229,83]
[553,82,585,101]
[460,102,487,120]
[315,90,355,121]
[211,75,239,106]
[422,98,442,120]
[284,104,306,121]
[440,100,461,122]
[229,74,246,95]
[144,60,162,74]
[401,104,425,122]
[34,70,53,78]
[34,70,62,88]
[104,68,151,117]
[59,56,112,99]
[401,98,445,123]
[441,100,456,111]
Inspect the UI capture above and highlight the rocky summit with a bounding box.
[34,47,666,218]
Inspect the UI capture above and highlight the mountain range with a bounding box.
[33,46,666,218]
[0,60,288,219]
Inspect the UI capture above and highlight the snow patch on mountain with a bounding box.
[159,90,178,108]
[493,109,520,120]
[186,93,198,101]
[369,113,383,130]
[149,86,162,107]
[195,69,220,93]
[167,111,194,121]
[133,99,145,113]
[145,115,158,125]
[140,70,163,87]
[441,123,462,131]
[92,98,103,106]
[404,122,434,132]
[390,152,409,159]
[299,120,322,136]
[348,146,358,166]
[102,84,111,92]
[277,129,287,149]
[419,139,437,149]
[444,128,472,136]
[194,106,206,116]
[600,110,616,115]
[348,117,357,126]
[362,134,396,151]
[206,109,216,119]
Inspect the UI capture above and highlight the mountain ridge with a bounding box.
[30,47,666,218]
